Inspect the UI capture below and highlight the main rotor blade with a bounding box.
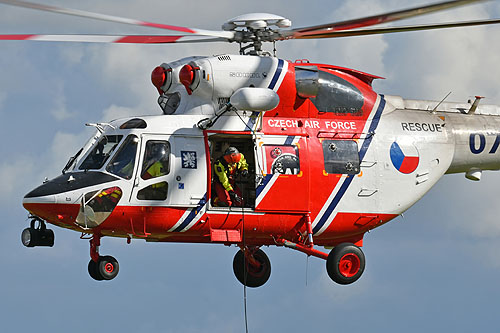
[0,0,234,39]
[287,0,488,38]
[0,34,226,44]
[288,18,500,39]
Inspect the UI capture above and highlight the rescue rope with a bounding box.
[241,198,249,333]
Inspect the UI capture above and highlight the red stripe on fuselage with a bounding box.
[23,202,81,230]
[316,212,398,243]
[25,202,397,247]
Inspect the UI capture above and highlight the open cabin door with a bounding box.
[254,134,310,212]
[207,133,256,208]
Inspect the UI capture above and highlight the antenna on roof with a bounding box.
[431,91,452,114]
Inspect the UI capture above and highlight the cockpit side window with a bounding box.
[106,135,139,180]
[141,140,170,180]
[79,135,123,171]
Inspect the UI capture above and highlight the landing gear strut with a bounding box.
[87,235,119,281]
[233,247,271,288]
[276,235,366,285]
[21,217,54,247]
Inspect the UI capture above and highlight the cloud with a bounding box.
[0,156,35,203]
[0,129,91,207]
[49,83,76,121]
[313,269,373,301]
[58,44,86,66]
[49,131,89,169]
[100,103,151,122]
[372,1,500,103]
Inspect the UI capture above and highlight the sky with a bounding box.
[1,0,500,332]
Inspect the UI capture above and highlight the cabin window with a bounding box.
[119,118,147,129]
[106,135,139,180]
[322,140,360,175]
[263,145,300,175]
[137,182,168,201]
[79,135,123,171]
[141,140,171,180]
[310,71,364,116]
[75,187,123,228]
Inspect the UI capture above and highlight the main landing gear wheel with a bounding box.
[233,248,271,288]
[326,243,365,285]
[88,255,119,281]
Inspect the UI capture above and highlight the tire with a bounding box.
[326,243,365,285]
[233,249,271,288]
[97,255,119,280]
[88,259,104,281]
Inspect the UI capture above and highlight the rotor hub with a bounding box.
[222,13,291,55]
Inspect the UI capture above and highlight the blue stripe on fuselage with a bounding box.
[173,194,207,232]
[268,59,284,90]
[312,96,386,234]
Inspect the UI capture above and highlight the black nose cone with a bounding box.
[25,172,120,198]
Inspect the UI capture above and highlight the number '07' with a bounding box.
[469,133,500,154]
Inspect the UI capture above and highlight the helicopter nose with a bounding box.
[23,171,120,225]
[23,179,80,226]
[23,194,80,226]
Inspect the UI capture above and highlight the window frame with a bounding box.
[78,135,124,171]
[322,139,360,175]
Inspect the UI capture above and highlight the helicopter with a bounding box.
[3,0,500,287]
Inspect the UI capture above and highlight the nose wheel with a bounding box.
[88,235,119,281]
[88,255,119,281]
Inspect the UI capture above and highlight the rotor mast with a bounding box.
[222,13,291,56]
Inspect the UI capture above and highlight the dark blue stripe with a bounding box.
[173,194,207,232]
[313,176,354,234]
[243,59,283,131]
[312,95,386,234]
[358,96,386,161]
[268,59,284,90]
[284,136,295,146]
[256,174,273,198]
[244,111,260,131]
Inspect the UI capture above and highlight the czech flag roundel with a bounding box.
[390,141,419,174]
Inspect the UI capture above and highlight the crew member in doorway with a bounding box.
[213,147,248,207]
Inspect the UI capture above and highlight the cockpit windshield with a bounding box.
[106,135,139,179]
[79,135,123,171]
